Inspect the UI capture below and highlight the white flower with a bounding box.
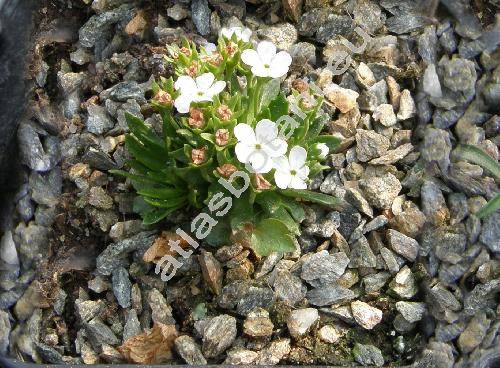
[203,42,217,55]
[234,119,288,173]
[273,146,310,190]
[241,41,292,78]
[174,73,226,114]
[220,26,252,42]
[316,143,329,159]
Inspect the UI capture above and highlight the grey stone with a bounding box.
[315,15,353,43]
[303,211,340,238]
[349,236,377,268]
[433,229,467,264]
[363,272,391,293]
[441,57,477,94]
[148,288,174,325]
[29,168,62,207]
[224,348,259,365]
[350,0,384,33]
[167,3,188,21]
[112,267,131,308]
[436,321,466,342]
[82,147,117,170]
[96,232,155,275]
[236,286,274,316]
[433,108,463,129]
[298,8,331,37]
[480,212,500,253]
[380,246,400,273]
[427,284,461,316]
[363,215,388,234]
[100,81,145,103]
[301,250,349,287]
[257,23,298,51]
[458,312,491,354]
[79,4,134,47]
[421,180,449,225]
[18,121,60,172]
[289,42,316,65]
[34,342,63,364]
[386,13,430,34]
[369,143,413,165]
[254,338,291,365]
[418,26,438,65]
[123,309,141,341]
[395,301,426,323]
[463,279,500,316]
[359,173,401,209]
[359,80,388,112]
[243,308,274,338]
[75,299,106,323]
[287,308,319,338]
[353,343,384,367]
[346,188,373,218]
[387,229,419,262]
[202,315,237,358]
[88,186,114,210]
[355,129,390,162]
[85,317,120,347]
[0,310,10,356]
[86,104,114,135]
[273,270,306,306]
[191,0,211,36]
[175,335,207,365]
[306,284,355,306]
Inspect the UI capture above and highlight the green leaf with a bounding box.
[229,194,254,229]
[109,169,161,185]
[143,196,188,209]
[281,189,342,207]
[204,219,232,246]
[268,93,289,121]
[259,78,280,110]
[256,191,305,223]
[250,219,296,256]
[125,135,166,171]
[137,187,186,200]
[142,205,183,225]
[454,144,500,181]
[476,193,500,219]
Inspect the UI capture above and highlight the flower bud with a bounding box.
[202,52,223,66]
[216,105,232,121]
[292,79,309,93]
[225,42,238,57]
[216,164,237,178]
[185,62,199,77]
[215,129,229,146]
[254,174,272,190]
[191,147,207,165]
[188,108,205,129]
[154,90,172,105]
[180,47,191,56]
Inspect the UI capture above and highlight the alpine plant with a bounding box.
[112,27,341,256]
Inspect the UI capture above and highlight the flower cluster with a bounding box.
[113,26,340,255]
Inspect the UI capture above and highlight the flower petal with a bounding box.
[174,94,193,114]
[255,119,278,144]
[251,64,270,78]
[289,146,307,170]
[206,80,226,98]
[248,150,274,173]
[274,170,292,189]
[203,42,217,54]
[290,175,307,189]
[241,49,260,67]
[297,165,310,179]
[174,76,197,93]
[263,138,288,158]
[257,41,276,64]
[235,142,254,164]
[241,28,252,42]
[273,156,290,172]
[195,73,215,91]
[234,123,256,144]
[269,52,292,78]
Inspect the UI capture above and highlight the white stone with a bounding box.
[351,301,383,330]
[287,308,319,338]
[0,231,19,266]
[318,325,343,343]
[423,64,442,98]
[373,104,397,127]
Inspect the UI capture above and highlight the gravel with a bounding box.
[202,315,237,358]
